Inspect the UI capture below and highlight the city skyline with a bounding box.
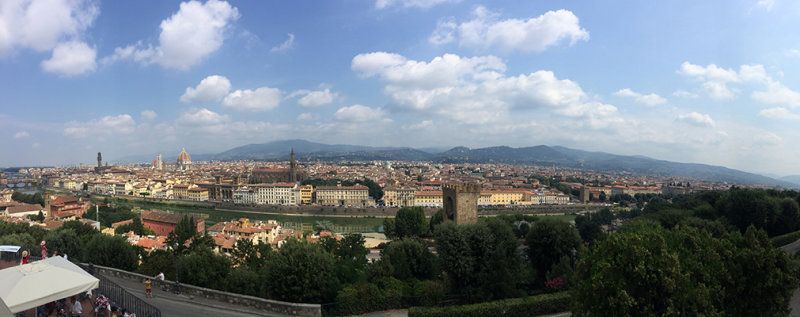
[3,0,800,176]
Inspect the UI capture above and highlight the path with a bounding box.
[99,273,291,317]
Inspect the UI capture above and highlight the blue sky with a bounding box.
[3,0,800,176]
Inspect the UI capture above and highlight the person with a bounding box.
[21,250,29,265]
[144,278,152,298]
[70,296,82,316]
[156,272,165,291]
[63,253,68,261]
[40,240,47,259]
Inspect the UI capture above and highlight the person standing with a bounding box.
[156,272,166,291]
[144,278,152,298]
[70,296,82,316]
[21,250,29,265]
[40,240,47,259]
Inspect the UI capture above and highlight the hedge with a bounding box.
[408,291,570,317]
[771,229,800,247]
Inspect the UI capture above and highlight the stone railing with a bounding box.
[90,264,322,317]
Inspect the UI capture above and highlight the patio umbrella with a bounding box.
[0,256,98,313]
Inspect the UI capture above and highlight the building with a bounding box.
[384,187,416,207]
[47,195,89,218]
[315,184,370,206]
[414,191,443,207]
[177,148,192,171]
[298,185,313,205]
[141,210,205,236]
[187,187,209,201]
[207,218,280,245]
[249,149,307,183]
[442,183,479,224]
[0,201,46,218]
[254,183,299,205]
[233,186,255,205]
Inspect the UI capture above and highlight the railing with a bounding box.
[95,273,161,317]
[78,264,161,317]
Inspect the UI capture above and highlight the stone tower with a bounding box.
[442,183,480,224]
[290,148,297,183]
[97,152,102,167]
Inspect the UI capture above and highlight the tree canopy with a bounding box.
[384,206,428,240]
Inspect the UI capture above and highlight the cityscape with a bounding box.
[3,1,800,316]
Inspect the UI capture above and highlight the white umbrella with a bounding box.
[0,298,12,317]
[0,256,98,313]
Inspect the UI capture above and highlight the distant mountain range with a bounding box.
[203,139,796,188]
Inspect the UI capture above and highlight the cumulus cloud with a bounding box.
[755,0,775,11]
[40,41,96,76]
[375,0,460,9]
[758,107,800,120]
[140,110,158,120]
[751,81,800,108]
[104,0,239,70]
[180,75,232,103]
[222,87,282,111]
[0,0,99,57]
[672,89,698,98]
[13,131,30,139]
[677,62,768,99]
[333,105,386,122]
[296,88,338,107]
[64,114,136,138]
[271,33,294,52]
[176,108,229,125]
[352,52,622,127]
[430,6,589,52]
[613,88,667,106]
[407,120,433,129]
[677,112,715,127]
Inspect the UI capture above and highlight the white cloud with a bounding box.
[677,112,715,127]
[297,88,337,107]
[613,88,667,106]
[0,0,99,57]
[271,33,294,52]
[176,108,229,125]
[758,107,800,120]
[672,89,698,98]
[297,113,313,121]
[431,6,589,52]
[756,131,781,145]
[13,131,30,139]
[140,110,158,120]
[104,0,239,70]
[222,87,282,111]
[407,120,433,129]
[352,52,622,127]
[375,0,460,9]
[180,75,232,103]
[64,114,136,138]
[786,49,800,57]
[752,81,800,108]
[755,0,775,11]
[333,105,386,122]
[40,41,96,76]
[678,62,768,99]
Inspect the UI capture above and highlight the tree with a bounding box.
[178,248,230,290]
[264,239,339,303]
[85,234,139,271]
[376,238,437,282]
[572,225,798,316]
[384,207,428,240]
[0,233,36,253]
[599,191,607,202]
[321,233,369,285]
[773,198,800,236]
[525,218,581,281]
[434,218,522,302]
[43,229,84,261]
[137,250,176,280]
[429,209,444,233]
[716,187,779,235]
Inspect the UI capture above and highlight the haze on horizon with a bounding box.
[2,0,800,176]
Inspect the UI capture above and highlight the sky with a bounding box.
[2,0,800,176]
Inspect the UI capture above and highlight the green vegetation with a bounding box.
[383,206,428,239]
[11,191,44,206]
[408,292,571,317]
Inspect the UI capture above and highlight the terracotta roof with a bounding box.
[316,185,369,190]
[141,210,201,225]
[7,203,43,214]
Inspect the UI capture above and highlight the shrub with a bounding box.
[408,292,570,317]
[335,278,406,316]
[412,280,446,306]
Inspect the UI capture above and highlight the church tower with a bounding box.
[97,152,102,167]
[290,148,297,183]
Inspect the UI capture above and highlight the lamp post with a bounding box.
[173,242,180,294]
[89,203,109,230]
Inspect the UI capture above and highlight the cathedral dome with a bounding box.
[177,148,191,163]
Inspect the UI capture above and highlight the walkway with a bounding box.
[98,272,292,317]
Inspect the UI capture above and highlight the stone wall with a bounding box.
[90,264,322,317]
